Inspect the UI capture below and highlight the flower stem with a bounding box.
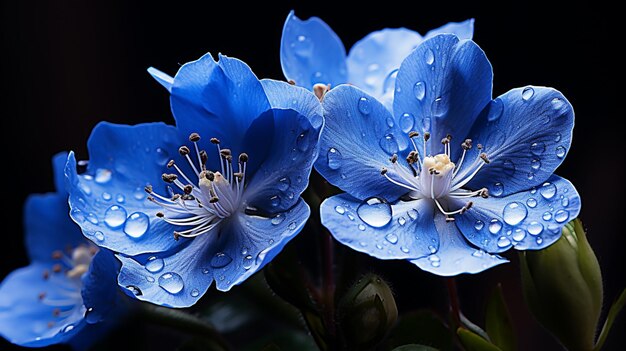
[136,303,231,350]
[446,278,462,328]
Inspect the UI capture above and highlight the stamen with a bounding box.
[189,133,200,142]
[161,174,178,183]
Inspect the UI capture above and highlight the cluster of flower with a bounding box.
[0,12,579,348]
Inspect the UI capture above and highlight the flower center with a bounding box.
[145,133,249,240]
[380,132,490,221]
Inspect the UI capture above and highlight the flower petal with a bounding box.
[410,213,507,276]
[116,199,310,307]
[65,122,184,256]
[393,34,492,160]
[457,87,575,196]
[260,79,324,129]
[321,193,439,260]
[316,85,409,201]
[280,11,347,90]
[52,152,69,193]
[347,28,422,102]
[81,250,123,324]
[24,192,84,264]
[0,263,86,347]
[148,67,174,92]
[424,19,475,40]
[453,175,580,253]
[244,108,321,213]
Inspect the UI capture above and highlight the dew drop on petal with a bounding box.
[86,213,99,224]
[474,220,484,231]
[497,237,511,248]
[145,256,164,273]
[555,133,562,142]
[146,276,155,283]
[398,217,406,226]
[386,117,394,128]
[413,82,425,101]
[379,133,399,154]
[155,147,169,166]
[62,324,75,333]
[503,202,527,225]
[102,192,112,201]
[358,224,366,231]
[425,49,435,65]
[271,214,285,225]
[542,212,552,221]
[94,231,105,242]
[503,159,516,176]
[288,222,297,230]
[423,117,431,131]
[95,169,112,184]
[126,285,142,296]
[400,113,415,132]
[327,148,342,170]
[556,146,566,158]
[385,233,398,244]
[210,252,232,268]
[530,142,545,156]
[489,219,502,234]
[487,98,504,122]
[79,183,92,196]
[335,205,345,215]
[561,197,569,207]
[540,182,557,199]
[358,97,372,115]
[536,237,543,245]
[357,197,392,228]
[296,131,310,152]
[492,183,504,196]
[124,212,150,238]
[104,205,127,228]
[512,229,526,241]
[242,255,254,270]
[400,246,410,253]
[428,245,437,254]
[116,194,125,203]
[407,209,418,220]
[531,158,541,170]
[528,221,543,235]
[270,195,281,207]
[133,188,146,201]
[158,272,184,294]
[431,96,447,117]
[551,97,565,110]
[554,209,569,223]
[526,198,537,208]
[190,289,200,297]
[522,87,534,100]
[278,177,290,191]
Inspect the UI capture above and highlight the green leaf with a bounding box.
[386,310,453,351]
[594,287,626,351]
[392,344,440,351]
[457,328,502,351]
[485,284,516,351]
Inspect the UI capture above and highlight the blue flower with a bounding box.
[65,54,323,307]
[0,153,123,348]
[317,34,580,276]
[280,10,473,107]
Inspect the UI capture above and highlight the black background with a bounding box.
[1,1,623,350]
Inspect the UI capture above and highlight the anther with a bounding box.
[167,160,175,168]
[183,184,193,194]
[210,137,220,144]
[380,167,388,175]
[479,153,490,164]
[406,151,418,164]
[313,83,330,101]
[210,196,219,203]
[182,194,195,201]
[52,264,62,273]
[480,188,489,198]
[189,132,201,142]
[156,212,164,218]
[173,232,180,241]
[239,153,249,163]
[53,308,61,317]
[461,139,473,150]
[205,171,215,181]
[144,185,153,194]
[424,132,431,142]
[446,134,452,141]
[47,322,54,328]
[288,79,296,85]
[38,292,46,300]
[178,146,190,156]
[390,154,398,163]
[162,173,178,183]
[408,131,420,138]
[42,270,49,280]
[171,194,181,201]
[441,137,449,145]
[199,150,208,165]
[52,251,63,260]
[477,144,483,150]
[220,149,232,157]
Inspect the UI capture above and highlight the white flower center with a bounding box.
[146,133,249,240]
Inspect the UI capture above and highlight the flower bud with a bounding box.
[520,218,603,351]
[337,274,398,349]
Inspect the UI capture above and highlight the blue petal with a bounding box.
[65,122,185,256]
[24,192,84,264]
[393,34,493,160]
[410,213,507,276]
[117,199,310,307]
[0,263,86,347]
[52,152,69,193]
[424,19,475,40]
[280,11,347,90]
[244,108,321,213]
[148,67,174,92]
[260,79,324,129]
[81,250,123,324]
[457,87,575,196]
[321,194,438,259]
[453,175,580,253]
[347,28,422,103]
[316,85,409,201]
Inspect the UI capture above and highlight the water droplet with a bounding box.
[497,237,511,248]
[327,148,342,170]
[93,169,111,184]
[503,202,527,225]
[293,35,313,57]
[492,183,504,196]
[385,233,398,244]
[503,159,516,176]
[536,237,543,245]
[358,97,372,115]
[124,212,149,238]
[296,131,310,151]
[158,272,184,294]
[425,49,435,65]
[474,220,484,231]
[270,195,281,207]
[551,97,565,110]
[202,268,210,274]
[126,285,142,296]
[86,213,99,224]
[556,146,566,158]
[542,212,552,221]
[540,182,557,199]
[398,217,406,226]
[346,214,355,221]
[79,183,92,196]
[155,147,169,166]
[334,205,345,215]
[526,198,537,208]
[84,307,104,324]
[190,289,200,297]
[431,96,447,117]
[489,219,502,234]
[133,188,145,201]
[428,245,437,254]
[94,231,105,241]
[288,222,297,230]
[104,205,127,228]
[528,221,543,235]
[512,229,526,241]
[554,209,569,223]
[379,133,399,154]
[382,69,398,94]
[407,209,418,220]
[242,255,254,270]
[472,250,484,257]
[522,87,534,101]
[271,214,285,225]
[146,276,155,283]
[561,197,569,207]
[398,113,415,133]
[211,252,232,268]
[62,324,75,333]
[278,177,290,191]
[413,81,426,101]
[488,98,504,122]
[358,224,366,231]
[102,192,112,201]
[555,133,562,142]
[385,117,395,128]
[357,197,392,227]
[531,158,541,170]
[530,142,545,156]
[145,256,164,273]
[116,194,125,203]
[400,246,410,253]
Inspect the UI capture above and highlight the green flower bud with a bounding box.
[520,218,603,351]
[338,274,398,349]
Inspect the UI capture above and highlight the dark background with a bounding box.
[1,1,623,350]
